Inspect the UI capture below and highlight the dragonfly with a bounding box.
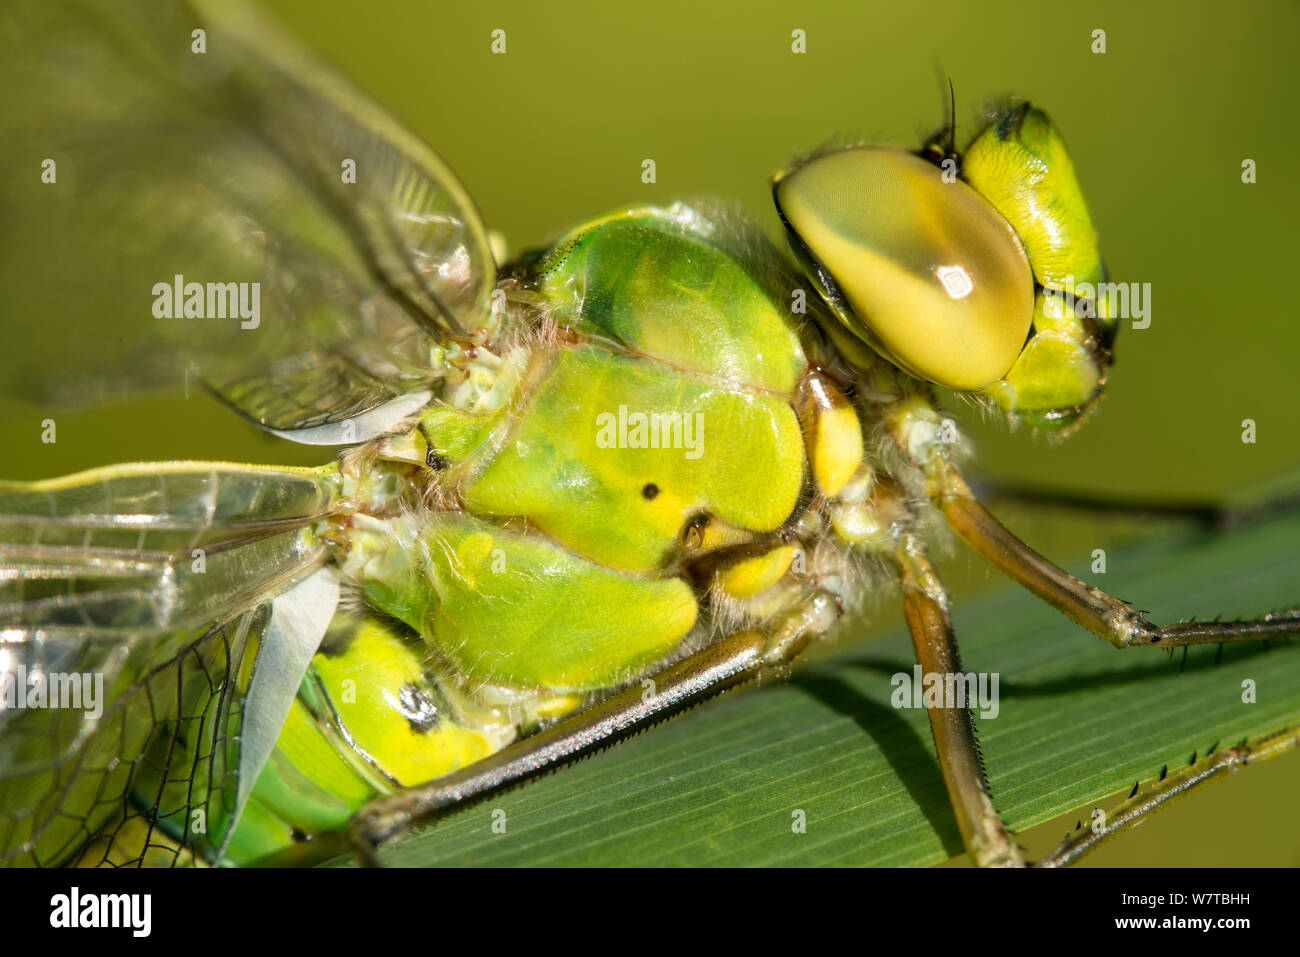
[1,0,1297,869]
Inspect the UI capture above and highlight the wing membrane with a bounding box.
[0,462,341,637]
[0,462,343,865]
[0,0,495,433]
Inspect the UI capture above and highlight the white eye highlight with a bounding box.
[936,265,973,300]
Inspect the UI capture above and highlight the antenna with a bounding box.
[946,77,957,156]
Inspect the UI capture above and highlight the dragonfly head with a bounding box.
[774,101,1117,434]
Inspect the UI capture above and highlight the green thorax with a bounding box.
[435,206,816,575]
[353,206,821,690]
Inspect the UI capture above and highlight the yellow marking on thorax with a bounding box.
[715,544,800,599]
[796,371,865,498]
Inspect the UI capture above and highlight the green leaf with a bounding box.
[369,508,1300,866]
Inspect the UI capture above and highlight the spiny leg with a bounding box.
[1037,725,1300,868]
[894,534,1023,867]
[933,463,1300,649]
[920,461,1300,866]
[888,487,1293,869]
[347,590,840,866]
[965,475,1300,533]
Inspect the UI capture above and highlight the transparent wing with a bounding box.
[0,0,495,434]
[0,462,343,865]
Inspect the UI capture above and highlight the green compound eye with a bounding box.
[776,147,1034,391]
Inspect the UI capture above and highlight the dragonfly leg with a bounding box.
[894,534,1024,867]
[347,590,842,866]
[965,475,1300,532]
[932,463,1300,649]
[1036,725,1300,867]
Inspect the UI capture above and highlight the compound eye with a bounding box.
[775,148,1034,391]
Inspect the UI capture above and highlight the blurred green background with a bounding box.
[1,0,1297,865]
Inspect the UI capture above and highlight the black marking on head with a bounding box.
[993,102,1027,141]
[398,683,441,733]
[642,482,660,500]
